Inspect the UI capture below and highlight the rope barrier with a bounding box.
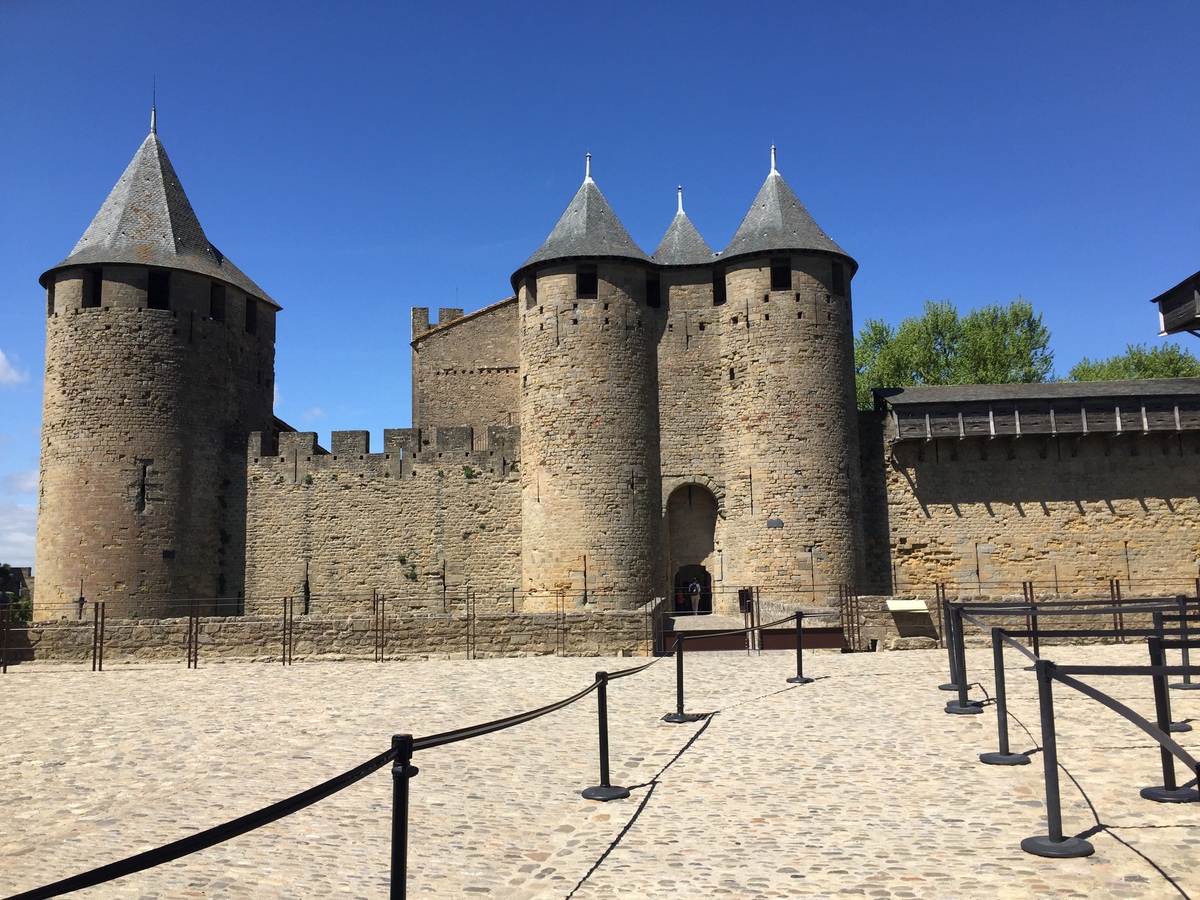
[3,654,667,900]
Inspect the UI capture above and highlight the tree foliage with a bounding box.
[854,298,1054,409]
[1068,343,1200,382]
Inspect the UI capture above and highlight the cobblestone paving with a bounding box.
[2,644,1198,898]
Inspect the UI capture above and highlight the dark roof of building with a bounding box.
[40,127,278,308]
[875,378,1200,406]
[652,207,714,266]
[515,162,650,278]
[722,156,854,268]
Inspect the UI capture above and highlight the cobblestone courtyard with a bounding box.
[2,645,1198,898]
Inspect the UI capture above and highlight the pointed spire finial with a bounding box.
[677,185,684,215]
[770,145,777,175]
[150,78,157,135]
[585,152,593,183]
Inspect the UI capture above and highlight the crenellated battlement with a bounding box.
[248,425,521,482]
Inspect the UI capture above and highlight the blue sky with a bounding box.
[2,1,1199,567]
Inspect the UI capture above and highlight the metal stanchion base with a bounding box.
[1139,785,1200,803]
[944,699,985,715]
[582,785,631,802]
[1169,682,1200,691]
[939,683,959,692]
[786,676,814,684]
[1170,721,1193,733]
[1020,835,1095,858]
[662,713,705,723]
[979,751,1031,766]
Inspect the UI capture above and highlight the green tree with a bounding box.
[854,298,1053,408]
[1068,343,1200,381]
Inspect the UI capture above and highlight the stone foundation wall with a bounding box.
[5,608,654,664]
[854,592,1166,649]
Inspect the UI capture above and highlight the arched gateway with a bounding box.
[666,484,720,615]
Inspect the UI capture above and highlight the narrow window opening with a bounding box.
[209,283,226,322]
[525,276,537,308]
[83,267,102,308]
[698,322,705,331]
[46,282,55,317]
[731,315,739,325]
[712,269,727,306]
[576,265,598,299]
[831,261,845,297]
[245,297,258,335]
[729,368,736,381]
[646,273,661,308]
[147,270,170,310]
[770,257,792,291]
[764,313,770,321]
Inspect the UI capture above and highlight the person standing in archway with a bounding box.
[688,580,701,615]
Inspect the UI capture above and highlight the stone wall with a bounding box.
[6,607,654,663]
[874,431,1200,597]
[518,263,665,608]
[411,300,519,433]
[243,426,522,611]
[854,592,1166,649]
[715,254,863,600]
[36,267,275,619]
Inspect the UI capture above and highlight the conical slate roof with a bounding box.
[40,124,278,307]
[517,158,650,273]
[722,152,854,270]
[652,189,714,266]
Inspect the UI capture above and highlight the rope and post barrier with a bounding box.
[1172,595,1199,690]
[938,597,958,692]
[945,603,983,715]
[91,601,105,672]
[1020,659,1095,858]
[1141,636,1200,803]
[979,626,1030,766]
[389,734,418,900]
[786,612,813,685]
[663,633,704,723]
[582,670,632,801]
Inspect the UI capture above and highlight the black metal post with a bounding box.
[787,612,813,684]
[945,604,982,714]
[583,671,630,801]
[92,601,106,672]
[390,734,418,900]
[663,633,703,723]
[981,627,1029,765]
[939,597,958,691]
[1030,602,1041,658]
[1140,637,1199,802]
[1021,660,1094,857]
[2,605,9,674]
[1172,595,1199,690]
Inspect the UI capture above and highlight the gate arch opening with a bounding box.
[666,483,719,615]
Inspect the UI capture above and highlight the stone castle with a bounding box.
[32,119,1200,620]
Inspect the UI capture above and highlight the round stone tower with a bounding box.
[716,148,863,596]
[35,112,278,619]
[512,157,665,610]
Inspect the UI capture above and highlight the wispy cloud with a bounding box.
[274,383,282,408]
[0,500,35,566]
[302,407,325,421]
[1,471,38,495]
[0,350,28,386]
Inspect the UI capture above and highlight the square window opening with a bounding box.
[147,270,170,310]
[770,258,791,291]
[576,265,598,299]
